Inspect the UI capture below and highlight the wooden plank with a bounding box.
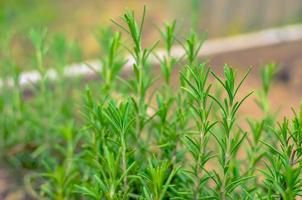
[1,24,302,90]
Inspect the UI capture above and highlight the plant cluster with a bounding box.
[1,7,302,200]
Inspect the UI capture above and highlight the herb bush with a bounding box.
[1,7,302,200]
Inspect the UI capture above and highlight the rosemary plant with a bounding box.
[1,6,302,200]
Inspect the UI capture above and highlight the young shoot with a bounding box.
[210,65,253,199]
[95,28,126,93]
[156,20,180,85]
[180,63,216,199]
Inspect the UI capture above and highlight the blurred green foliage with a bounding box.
[0,0,57,31]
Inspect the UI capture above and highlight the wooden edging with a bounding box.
[2,24,302,89]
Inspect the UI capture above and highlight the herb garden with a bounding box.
[1,6,302,200]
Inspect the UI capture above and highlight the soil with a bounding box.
[0,165,29,200]
[1,40,302,199]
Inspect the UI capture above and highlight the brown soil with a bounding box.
[0,166,29,200]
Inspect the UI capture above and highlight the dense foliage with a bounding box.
[1,7,302,200]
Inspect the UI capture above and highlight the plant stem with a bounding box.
[121,135,128,190]
[193,132,205,200]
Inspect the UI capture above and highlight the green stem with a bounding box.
[121,135,128,190]
[135,52,145,152]
[221,104,233,200]
[193,132,205,200]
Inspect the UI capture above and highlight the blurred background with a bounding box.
[2,0,302,63]
[1,0,302,114]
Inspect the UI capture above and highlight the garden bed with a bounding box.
[1,25,302,199]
